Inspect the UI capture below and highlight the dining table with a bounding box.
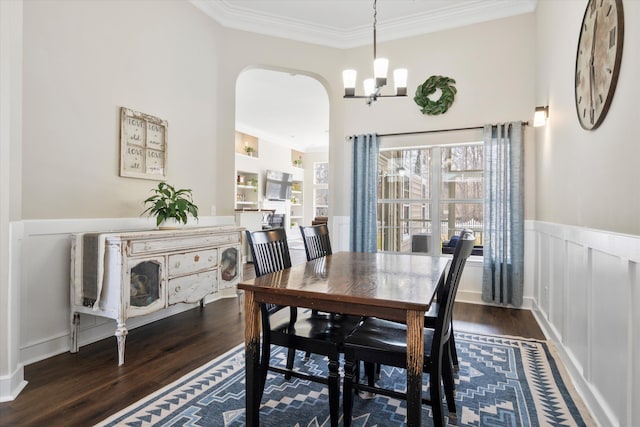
[238,251,451,427]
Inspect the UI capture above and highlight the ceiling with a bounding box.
[191,0,537,152]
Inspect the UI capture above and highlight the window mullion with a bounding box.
[431,146,441,255]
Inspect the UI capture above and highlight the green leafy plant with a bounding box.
[142,182,199,226]
[245,146,255,155]
[248,177,258,191]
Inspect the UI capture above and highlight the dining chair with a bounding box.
[425,228,474,370]
[299,224,332,261]
[342,230,475,427]
[364,228,473,384]
[245,228,362,427]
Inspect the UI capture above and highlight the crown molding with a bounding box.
[190,0,536,48]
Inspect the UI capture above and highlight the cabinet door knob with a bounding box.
[175,286,181,293]
[194,255,200,262]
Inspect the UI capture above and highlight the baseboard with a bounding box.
[0,364,28,403]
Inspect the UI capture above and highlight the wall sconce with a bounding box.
[533,106,549,127]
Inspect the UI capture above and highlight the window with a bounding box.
[313,162,329,217]
[377,144,483,254]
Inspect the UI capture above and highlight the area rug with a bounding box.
[95,332,593,426]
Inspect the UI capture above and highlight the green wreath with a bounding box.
[414,76,457,115]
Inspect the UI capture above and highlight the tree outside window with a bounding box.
[377,144,483,254]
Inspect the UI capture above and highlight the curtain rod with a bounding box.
[346,121,529,139]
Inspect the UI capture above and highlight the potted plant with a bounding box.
[245,146,255,156]
[248,177,258,191]
[142,182,199,228]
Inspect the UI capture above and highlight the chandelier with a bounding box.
[342,0,408,105]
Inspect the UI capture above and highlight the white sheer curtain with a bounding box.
[350,134,379,253]
[482,122,524,306]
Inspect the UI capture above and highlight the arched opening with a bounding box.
[234,68,330,244]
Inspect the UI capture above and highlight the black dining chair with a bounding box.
[363,228,474,386]
[300,223,332,320]
[425,228,474,370]
[342,230,475,427]
[245,228,362,427]
[299,224,332,261]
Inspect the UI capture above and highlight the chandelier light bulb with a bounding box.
[393,68,408,96]
[342,69,357,97]
[373,57,389,87]
[363,78,376,97]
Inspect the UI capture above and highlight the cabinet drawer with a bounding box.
[129,233,240,255]
[168,249,217,277]
[168,270,218,305]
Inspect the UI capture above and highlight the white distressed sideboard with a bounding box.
[70,226,243,365]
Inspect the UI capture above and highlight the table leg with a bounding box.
[406,310,424,427]
[244,290,261,425]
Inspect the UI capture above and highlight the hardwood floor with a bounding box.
[0,250,544,427]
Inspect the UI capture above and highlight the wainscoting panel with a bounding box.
[590,250,629,423]
[531,221,640,427]
[565,241,588,376]
[331,216,350,253]
[549,235,566,339]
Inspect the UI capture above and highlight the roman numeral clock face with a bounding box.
[575,0,624,130]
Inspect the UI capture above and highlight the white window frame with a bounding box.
[378,142,483,255]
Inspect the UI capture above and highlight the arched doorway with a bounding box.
[234,68,330,241]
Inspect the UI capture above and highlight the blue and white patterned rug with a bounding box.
[96,332,593,426]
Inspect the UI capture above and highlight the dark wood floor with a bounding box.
[0,252,544,427]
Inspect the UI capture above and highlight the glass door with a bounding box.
[219,245,241,288]
[127,257,165,316]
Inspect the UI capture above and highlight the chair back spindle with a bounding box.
[246,228,292,277]
[300,224,332,261]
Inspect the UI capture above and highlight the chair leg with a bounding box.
[343,356,357,427]
[430,358,445,427]
[364,362,376,387]
[328,358,340,427]
[442,344,457,414]
[285,348,296,380]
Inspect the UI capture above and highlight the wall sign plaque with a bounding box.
[120,107,168,180]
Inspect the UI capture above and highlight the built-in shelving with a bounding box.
[235,131,259,158]
[289,180,303,226]
[291,150,304,168]
[236,171,259,209]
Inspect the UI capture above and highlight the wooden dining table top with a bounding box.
[238,251,451,322]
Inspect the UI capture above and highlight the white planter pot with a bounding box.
[158,218,187,230]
